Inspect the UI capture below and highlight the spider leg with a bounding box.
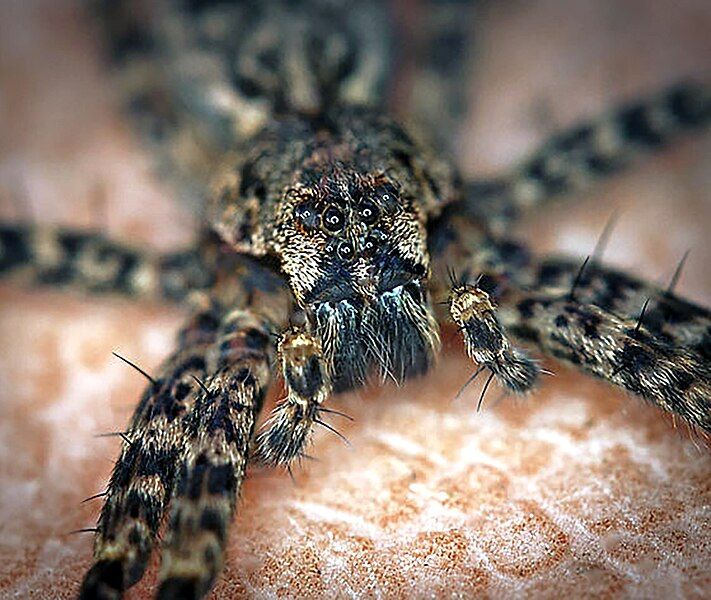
[448,282,540,395]
[251,326,332,467]
[499,290,710,432]
[519,254,709,355]
[454,82,710,232]
[431,216,710,432]
[80,302,227,599]
[432,217,709,354]
[0,223,213,303]
[80,260,291,598]
[156,307,274,599]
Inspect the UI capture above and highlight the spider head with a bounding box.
[210,110,450,392]
[279,166,429,304]
[277,164,440,391]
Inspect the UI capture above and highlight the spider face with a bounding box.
[209,111,442,392]
[278,163,439,391]
[282,168,429,304]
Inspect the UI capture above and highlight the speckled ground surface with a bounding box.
[0,1,709,598]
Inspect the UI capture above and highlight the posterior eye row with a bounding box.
[294,182,396,234]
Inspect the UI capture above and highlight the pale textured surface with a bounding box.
[0,1,710,598]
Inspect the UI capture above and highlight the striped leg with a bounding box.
[0,223,213,303]
[251,327,332,467]
[520,255,710,357]
[500,291,710,431]
[157,308,274,598]
[456,82,710,232]
[80,303,225,599]
[431,215,710,357]
[432,216,711,432]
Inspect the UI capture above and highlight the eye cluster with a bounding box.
[294,185,398,262]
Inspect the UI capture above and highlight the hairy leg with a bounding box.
[80,301,226,598]
[0,223,213,303]
[454,82,710,232]
[431,215,711,432]
[79,262,291,598]
[499,291,710,431]
[432,215,709,353]
[251,327,333,468]
[157,307,274,599]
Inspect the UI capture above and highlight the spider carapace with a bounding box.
[0,1,709,598]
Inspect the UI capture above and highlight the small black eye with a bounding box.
[295,203,319,230]
[323,206,345,232]
[337,240,354,261]
[375,185,399,213]
[358,199,379,225]
[361,235,378,258]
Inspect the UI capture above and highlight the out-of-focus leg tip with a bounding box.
[78,560,124,600]
[157,576,206,600]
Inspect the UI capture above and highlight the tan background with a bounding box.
[0,0,709,597]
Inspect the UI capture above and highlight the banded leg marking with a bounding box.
[251,327,332,467]
[501,293,710,432]
[431,216,710,360]
[80,304,224,599]
[157,308,274,599]
[0,223,212,303]
[432,217,710,431]
[460,82,710,230]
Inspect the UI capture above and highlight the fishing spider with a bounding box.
[0,1,708,598]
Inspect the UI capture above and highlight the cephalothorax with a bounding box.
[211,107,453,393]
[0,1,708,598]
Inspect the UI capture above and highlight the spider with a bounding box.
[0,1,708,598]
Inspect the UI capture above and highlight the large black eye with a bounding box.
[337,240,354,262]
[358,199,379,225]
[323,206,345,232]
[295,203,319,230]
